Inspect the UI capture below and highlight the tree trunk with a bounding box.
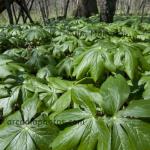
[74,0,98,18]
[39,0,47,23]
[126,0,131,15]
[16,0,33,23]
[99,0,117,23]
[140,0,146,23]
[0,0,14,13]
[0,0,14,24]
[64,0,70,18]
[5,0,14,24]
[0,0,33,24]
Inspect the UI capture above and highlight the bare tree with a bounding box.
[74,0,98,18]
[1,0,150,23]
[126,0,132,15]
[0,0,33,24]
[99,0,117,23]
[64,0,70,18]
[4,0,14,24]
[141,0,147,22]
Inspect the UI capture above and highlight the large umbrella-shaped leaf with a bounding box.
[23,26,50,45]
[21,93,41,122]
[22,78,58,109]
[0,86,20,116]
[114,44,139,79]
[50,78,102,113]
[36,65,57,79]
[0,112,59,150]
[57,57,74,77]
[119,100,150,118]
[0,55,25,79]
[100,75,130,115]
[73,44,116,81]
[139,73,150,100]
[51,75,150,150]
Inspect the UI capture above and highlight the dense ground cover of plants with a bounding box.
[0,16,150,150]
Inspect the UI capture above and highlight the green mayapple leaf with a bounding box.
[51,117,111,150]
[57,57,74,77]
[53,36,78,57]
[22,77,58,109]
[53,108,91,124]
[73,44,116,81]
[51,121,86,150]
[26,50,55,71]
[1,17,150,150]
[0,86,20,116]
[4,48,29,62]
[47,77,74,93]
[51,89,72,112]
[23,26,50,45]
[51,74,150,150]
[139,74,150,100]
[0,55,25,78]
[51,80,102,113]
[114,44,139,79]
[0,84,10,98]
[112,119,150,150]
[0,111,59,150]
[0,55,12,65]
[51,87,110,150]
[21,93,41,122]
[120,100,150,118]
[100,75,130,115]
[36,65,57,79]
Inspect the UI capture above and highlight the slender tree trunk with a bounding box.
[99,0,117,23]
[126,0,131,15]
[74,0,98,18]
[55,0,58,18]
[45,0,49,19]
[16,0,33,23]
[16,0,30,23]
[0,108,3,124]
[39,0,47,24]
[24,0,34,22]
[64,0,70,18]
[5,0,14,24]
[141,0,146,23]
[0,0,13,13]
[21,8,26,23]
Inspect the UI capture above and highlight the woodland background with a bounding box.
[0,0,150,24]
